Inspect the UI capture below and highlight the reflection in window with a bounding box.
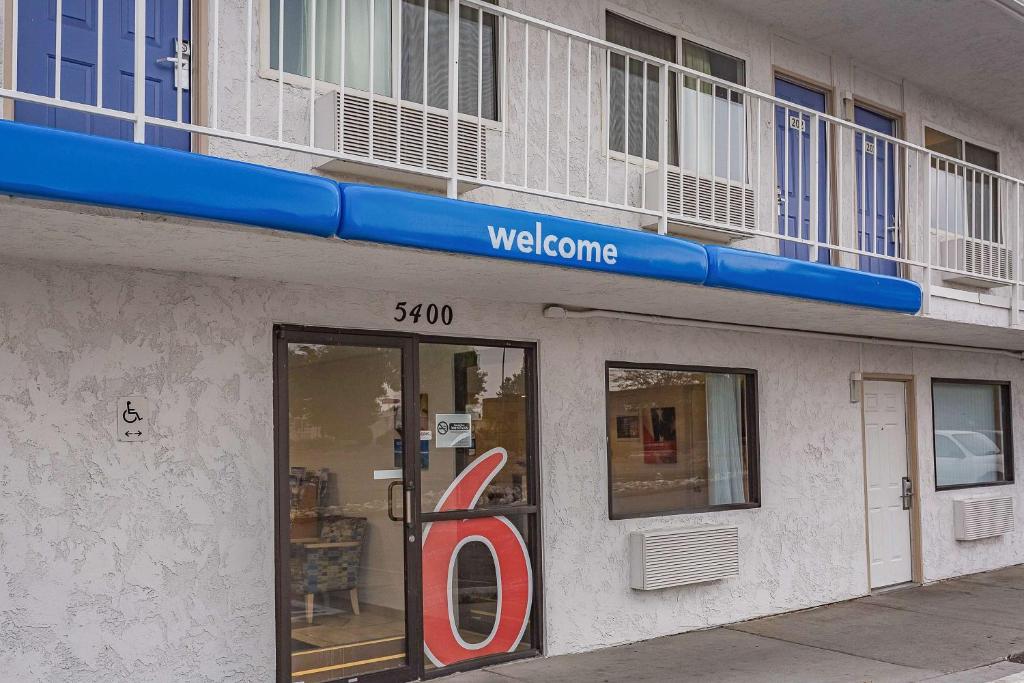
[422,516,534,671]
[286,343,408,681]
[606,364,759,518]
[419,344,530,511]
[932,380,1014,489]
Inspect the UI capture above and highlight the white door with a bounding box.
[863,380,913,589]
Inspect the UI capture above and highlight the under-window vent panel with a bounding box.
[954,495,1014,541]
[629,525,739,590]
[648,169,755,233]
[315,91,486,179]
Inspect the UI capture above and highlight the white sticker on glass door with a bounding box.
[435,413,472,448]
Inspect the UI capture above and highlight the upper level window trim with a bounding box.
[603,8,747,178]
[924,124,1001,243]
[261,0,502,123]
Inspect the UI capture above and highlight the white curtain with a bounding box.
[315,0,342,85]
[707,374,745,506]
[345,0,393,96]
[929,163,968,237]
[680,87,746,182]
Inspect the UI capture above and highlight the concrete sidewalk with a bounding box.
[451,566,1024,683]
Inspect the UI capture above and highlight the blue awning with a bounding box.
[0,121,922,314]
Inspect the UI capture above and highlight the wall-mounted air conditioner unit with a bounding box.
[313,90,487,190]
[629,525,739,590]
[938,236,1014,289]
[644,169,755,243]
[954,495,1014,541]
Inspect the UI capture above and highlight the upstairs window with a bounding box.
[606,12,677,163]
[679,39,746,182]
[925,127,1000,242]
[605,12,746,181]
[268,0,499,119]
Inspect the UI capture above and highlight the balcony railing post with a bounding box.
[1013,181,1022,327]
[133,0,146,143]
[809,112,819,264]
[447,0,461,198]
[923,151,933,315]
[658,65,669,235]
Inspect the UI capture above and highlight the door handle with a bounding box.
[901,476,913,511]
[387,480,403,522]
[158,39,191,91]
[405,488,413,525]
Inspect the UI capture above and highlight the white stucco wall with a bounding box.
[2,255,1023,680]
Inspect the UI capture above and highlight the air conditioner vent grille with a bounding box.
[316,91,487,180]
[937,236,1015,286]
[629,525,739,590]
[954,495,1014,541]
[654,169,755,233]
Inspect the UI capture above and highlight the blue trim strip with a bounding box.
[0,121,341,237]
[704,245,923,313]
[338,184,709,284]
[0,122,922,314]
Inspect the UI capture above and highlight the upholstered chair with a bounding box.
[290,516,368,623]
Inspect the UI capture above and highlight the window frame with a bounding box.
[923,125,1000,171]
[601,9,748,170]
[930,377,1015,492]
[259,0,504,124]
[604,360,761,520]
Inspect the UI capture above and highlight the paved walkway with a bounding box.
[452,565,1024,683]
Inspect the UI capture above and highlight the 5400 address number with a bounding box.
[394,302,453,325]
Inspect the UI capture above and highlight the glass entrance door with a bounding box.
[278,332,418,683]
[417,341,539,674]
[276,329,540,682]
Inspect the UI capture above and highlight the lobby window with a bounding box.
[606,363,759,519]
[269,0,499,119]
[932,380,1014,490]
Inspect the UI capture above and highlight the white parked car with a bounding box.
[934,430,1004,487]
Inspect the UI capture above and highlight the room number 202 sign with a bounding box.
[421,448,533,668]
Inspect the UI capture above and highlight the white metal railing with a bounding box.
[2,0,1023,318]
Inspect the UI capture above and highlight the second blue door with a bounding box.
[775,77,829,264]
[854,106,899,276]
[15,0,190,150]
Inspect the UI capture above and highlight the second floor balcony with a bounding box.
[2,0,1023,329]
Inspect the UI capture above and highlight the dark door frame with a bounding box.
[273,325,543,683]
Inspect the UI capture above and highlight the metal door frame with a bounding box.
[274,325,543,683]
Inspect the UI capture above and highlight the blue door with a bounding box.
[775,77,829,264]
[854,106,898,276]
[16,0,190,150]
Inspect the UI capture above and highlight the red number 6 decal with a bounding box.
[422,448,533,668]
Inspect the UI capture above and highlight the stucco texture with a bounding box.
[2,257,1023,680]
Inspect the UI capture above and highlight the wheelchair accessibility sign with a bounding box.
[117,397,149,442]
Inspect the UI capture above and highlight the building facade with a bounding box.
[1,1,1023,682]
